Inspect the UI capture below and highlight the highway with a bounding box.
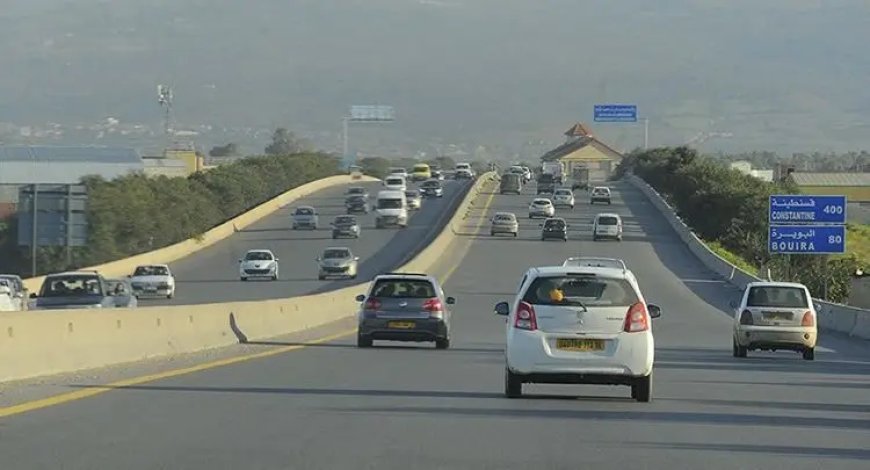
[145,178,470,305]
[2,180,869,469]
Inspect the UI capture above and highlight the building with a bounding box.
[142,156,192,178]
[788,172,870,224]
[730,161,774,182]
[540,123,623,182]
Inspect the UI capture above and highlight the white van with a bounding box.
[374,190,408,228]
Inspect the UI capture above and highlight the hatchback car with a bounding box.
[420,179,444,198]
[30,271,120,310]
[389,168,409,179]
[383,176,407,191]
[495,260,662,402]
[552,188,575,209]
[345,195,369,214]
[540,217,569,241]
[239,249,279,281]
[593,213,623,241]
[405,190,422,210]
[129,264,176,299]
[345,186,369,201]
[292,206,319,230]
[317,247,359,280]
[331,215,361,239]
[732,282,818,360]
[590,186,612,205]
[528,198,555,219]
[355,273,455,349]
[490,212,519,237]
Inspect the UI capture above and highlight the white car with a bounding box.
[593,213,623,241]
[455,163,476,179]
[405,189,422,210]
[239,249,280,281]
[389,167,409,179]
[0,281,18,311]
[528,198,555,219]
[383,175,407,192]
[495,259,662,402]
[731,281,818,360]
[590,186,612,205]
[129,264,176,299]
[552,188,575,209]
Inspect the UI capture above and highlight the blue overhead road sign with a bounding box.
[594,104,637,122]
[769,195,847,224]
[769,225,846,254]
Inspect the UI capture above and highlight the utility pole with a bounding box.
[643,118,649,150]
[157,84,173,146]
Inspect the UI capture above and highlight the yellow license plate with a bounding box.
[388,321,416,329]
[763,312,791,320]
[556,338,605,351]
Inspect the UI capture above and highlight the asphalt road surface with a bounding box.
[2,180,868,469]
[143,178,470,305]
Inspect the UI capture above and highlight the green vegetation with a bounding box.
[706,241,757,274]
[619,147,860,303]
[0,152,339,276]
[845,224,870,265]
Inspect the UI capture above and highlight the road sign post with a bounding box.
[769,195,847,224]
[594,104,637,123]
[768,195,847,283]
[342,105,395,167]
[768,225,846,254]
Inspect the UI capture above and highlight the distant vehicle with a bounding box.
[420,179,444,198]
[348,165,363,180]
[0,281,19,311]
[731,282,819,360]
[536,174,556,194]
[590,186,612,205]
[528,198,555,219]
[389,168,409,179]
[552,188,575,209]
[345,195,369,214]
[129,264,176,299]
[521,166,533,183]
[331,215,361,239]
[509,165,525,178]
[494,261,662,401]
[317,247,359,280]
[500,173,522,195]
[431,170,444,181]
[0,274,27,310]
[30,272,121,310]
[405,189,423,210]
[454,162,475,179]
[593,213,623,241]
[345,187,369,201]
[490,212,519,237]
[355,272,455,349]
[292,206,319,229]
[540,217,569,241]
[411,163,432,181]
[105,279,138,308]
[239,249,279,281]
[383,175,407,191]
[374,190,408,228]
[542,161,564,184]
[572,167,590,190]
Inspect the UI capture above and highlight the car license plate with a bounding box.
[763,312,792,321]
[388,321,415,329]
[556,338,605,351]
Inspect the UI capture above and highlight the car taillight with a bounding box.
[739,309,754,325]
[623,302,649,333]
[801,311,814,327]
[514,301,537,331]
[364,298,382,310]
[422,298,444,317]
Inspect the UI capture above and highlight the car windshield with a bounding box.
[41,275,102,297]
[386,178,403,185]
[0,275,22,291]
[747,286,809,308]
[523,275,638,307]
[390,168,405,174]
[133,266,169,276]
[334,216,355,225]
[598,216,619,226]
[245,252,273,261]
[371,279,436,298]
[544,219,565,229]
[422,181,440,188]
[323,249,351,259]
[295,208,314,216]
[593,188,609,195]
[533,200,551,205]
[378,199,403,209]
[404,191,419,197]
[347,187,365,195]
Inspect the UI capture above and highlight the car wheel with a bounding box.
[563,237,568,242]
[632,373,653,402]
[802,348,815,361]
[504,367,522,398]
[357,334,373,348]
[435,337,450,349]
[513,232,518,237]
[272,275,278,281]
[318,275,325,281]
[733,338,748,358]
[240,277,247,282]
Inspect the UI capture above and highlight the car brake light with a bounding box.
[623,302,649,333]
[514,301,537,331]
[801,311,814,327]
[364,298,382,310]
[422,298,444,318]
[739,309,754,325]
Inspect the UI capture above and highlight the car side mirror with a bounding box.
[494,301,510,316]
[814,302,822,312]
[647,304,662,319]
[446,296,456,305]
[729,300,738,309]
[30,293,37,299]
[238,259,242,263]
[354,257,360,261]
[355,294,366,302]
[275,258,280,262]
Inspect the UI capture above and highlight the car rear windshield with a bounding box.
[522,275,638,307]
[134,266,169,276]
[371,279,436,298]
[323,249,351,259]
[539,174,554,182]
[544,219,565,229]
[405,190,420,197]
[42,275,102,297]
[334,216,355,224]
[422,181,441,188]
[347,187,365,195]
[747,286,808,308]
[245,252,273,261]
[597,216,619,225]
[378,199,403,209]
[386,178,403,185]
[347,195,366,203]
[593,188,610,194]
[533,199,551,205]
[555,190,572,196]
[413,165,428,172]
[495,214,515,221]
[295,208,314,215]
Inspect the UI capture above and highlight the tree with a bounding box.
[265,128,309,156]
[209,143,240,157]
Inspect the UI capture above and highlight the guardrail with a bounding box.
[625,174,870,341]
[0,172,496,383]
[21,174,379,292]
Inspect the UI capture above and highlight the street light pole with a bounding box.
[342,116,349,159]
[643,118,649,150]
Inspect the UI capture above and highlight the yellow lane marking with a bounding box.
[0,328,356,419]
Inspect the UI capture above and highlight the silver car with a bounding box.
[292,206,319,230]
[331,215,361,239]
[405,190,422,210]
[553,188,575,209]
[317,247,359,280]
[355,273,455,349]
[528,198,555,219]
[490,212,519,237]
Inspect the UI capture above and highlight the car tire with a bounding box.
[513,232,518,237]
[271,275,278,281]
[490,231,495,236]
[357,334,372,348]
[504,367,522,398]
[563,237,568,242]
[318,275,325,281]
[733,338,748,358]
[632,373,653,403]
[803,348,815,361]
[435,337,450,349]
[240,277,247,282]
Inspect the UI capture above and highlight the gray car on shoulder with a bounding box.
[355,273,455,349]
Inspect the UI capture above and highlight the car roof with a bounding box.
[746,281,808,289]
[323,246,352,253]
[595,212,621,218]
[405,189,420,194]
[245,249,274,255]
[296,205,315,210]
[494,211,516,217]
[528,265,633,280]
[593,186,611,190]
[533,198,552,202]
[46,271,101,278]
[378,190,405,197]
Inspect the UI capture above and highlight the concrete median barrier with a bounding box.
[0,173,495,383]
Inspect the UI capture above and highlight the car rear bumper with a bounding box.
[735,326,817,349]
[293,221,317,228]
[132,287,173,297]
[529,210,553,217]
[332,230,359,237]
[590,197,611,203]
[542,232,567,239]
[594,231,621,239]
[358,318,448,342]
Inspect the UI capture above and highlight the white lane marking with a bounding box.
[680,279,727,284]
[817,346,837,353]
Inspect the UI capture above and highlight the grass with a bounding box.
[706,240,757,274]
[844,223,870,266]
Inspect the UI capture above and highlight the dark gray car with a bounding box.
[355,273,455,349]
[331,215,361,239]
[345,195,369,214]
[31,272,119,310]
